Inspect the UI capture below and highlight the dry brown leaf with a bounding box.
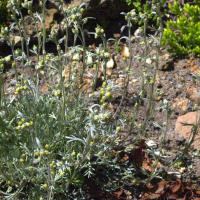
[114,189,124,197]
[142,179,200,200]
[129,139,145,170]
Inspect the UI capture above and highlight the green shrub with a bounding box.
[125,0,167,26]
[162,0,200,56]
[0,0,10,28]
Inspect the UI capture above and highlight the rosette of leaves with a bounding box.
[162,0,200,56]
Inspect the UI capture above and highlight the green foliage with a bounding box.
[162,0,200,56]
[116,45,122,52]
[125,0,167,26]
[0,0,10,28]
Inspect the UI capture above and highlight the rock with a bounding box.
[119,42,130,58]
[158,54,173,71]
[106,57,115,69]
[189,57,199,74]
[175,111,200,150]
[172,98,190,111]
[25,8,58,36]
[7,35,21,47]
[6,0,133,51]
[186,86,200,104]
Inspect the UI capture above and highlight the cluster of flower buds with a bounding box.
[51,89,61,97]
[0,56,11,71]
[125,9,137,22]
[36,58,45,70]
[71,66,78,81]
[35,148,50,158]
[45,54,51,61]
[99,82,113,105]
[95,47,110,60]
[151,0,160,10]
[7,0,20,9]
[139,12,150,21]
[49,28,59,42]
[16,118,33,130]
[95,25,105,38]
[14,81,28,95]
[21,0,32,10]
[65,5,84,24]
[50,159,70,177]
[72,27,79,35]
[142,70,154,85]
[15,49,22,57]
[0,27,9,40]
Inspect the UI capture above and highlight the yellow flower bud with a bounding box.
[35,152,39,156]
[94,116,98,120]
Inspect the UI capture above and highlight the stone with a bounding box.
[189,57,199,74]
[120,43,130,58]
[175,111,200,150]
[7,35,21,47]
[172,98,190,111]
[186,86,200,104]
[158,54,173,71]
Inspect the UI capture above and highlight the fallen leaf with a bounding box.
[129,139,145,170]
[142,179,200,200]
[114,189,124,196]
